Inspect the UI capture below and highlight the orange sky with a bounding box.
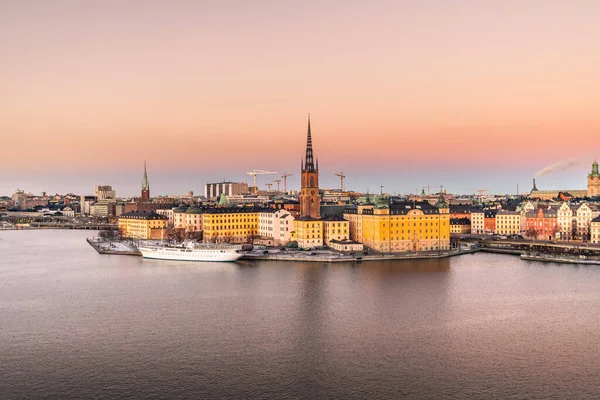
[2,1,600,195]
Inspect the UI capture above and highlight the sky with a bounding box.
[2,0,600,197]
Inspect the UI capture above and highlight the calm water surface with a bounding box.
[1,230,600,399]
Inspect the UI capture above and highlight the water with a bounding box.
[1,230,600,399]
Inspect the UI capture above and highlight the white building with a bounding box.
[574,202,593,240]
[61,206,75,218]
[471,211,485,234]
[204,182,249,200]
[94,185,116,200]
[591,216,600,244]
[258,209,294,246]
[557,203,573,240]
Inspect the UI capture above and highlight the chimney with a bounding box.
[532,178,538,191]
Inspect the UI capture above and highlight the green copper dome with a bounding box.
[185,206,202,214]
[590,160,599,177]
[435,191,449,209]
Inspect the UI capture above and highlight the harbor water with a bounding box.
[1,230,600,399]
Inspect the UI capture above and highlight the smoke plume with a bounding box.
[535,159,580,177]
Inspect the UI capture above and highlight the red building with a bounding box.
[525,207,558,240]
[484,210,497,234]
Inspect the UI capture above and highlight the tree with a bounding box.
[525,228,537,240]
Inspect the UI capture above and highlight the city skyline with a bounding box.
[3,1,600,195]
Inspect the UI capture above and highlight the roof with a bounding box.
[450,217,470,225]
[119,211,167,220]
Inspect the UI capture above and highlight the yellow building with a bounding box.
[118,211,168,239]
[293,218,324,249]
[323,219,349,246]
[343,195,450,253]
[495,210,521,235]
[450,218,471,234]
[201,208,259,243]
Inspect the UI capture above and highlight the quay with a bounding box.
[241,248,479,263]
[87,238,140,256]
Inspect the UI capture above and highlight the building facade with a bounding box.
[343,196,450,253]
[484,210,498,234]
[450,218,471,234]
[201,208,259,243]
[118,211,168,239]
[258,209,295,246]
[470,211,485,234]
[495,210,521,235]
[323,219,350,246]
[591,216,600,244]
[524,208,558,240]
[557,202,573,240]
[574,202,593,240]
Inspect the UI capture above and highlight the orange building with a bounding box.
[484,210,497,234]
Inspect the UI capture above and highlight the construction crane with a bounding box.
[334,172,346,191]
[246,170,277,189]
[273,179,282,192]
[265,183,273,192]
[281,172,294,193]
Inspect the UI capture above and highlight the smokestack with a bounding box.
[532,178,538,191]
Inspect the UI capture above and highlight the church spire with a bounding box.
[304,114,315,172]
[142,161,149,191]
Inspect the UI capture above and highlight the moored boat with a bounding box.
[138,241,243,262]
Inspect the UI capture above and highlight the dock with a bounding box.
[87,238,141,256]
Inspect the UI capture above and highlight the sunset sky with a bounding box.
[2,0,600,196]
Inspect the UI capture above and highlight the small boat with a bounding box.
[520,252,600,266]
[138,241,243,262]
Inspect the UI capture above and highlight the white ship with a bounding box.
[138,241,243,262]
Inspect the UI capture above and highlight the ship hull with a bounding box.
[138,246,243,262]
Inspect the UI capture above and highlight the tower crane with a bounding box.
[281,172,294,193]
[246,170,277,189]
[265,183,273,192]
[334,172,346,191]
[273,179,282,192]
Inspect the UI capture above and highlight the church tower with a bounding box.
[141,161,150,201]
[300,115,320,218]
[588,160,600,197]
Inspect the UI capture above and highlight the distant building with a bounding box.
[588,160,600,197]
[204,182,249,201]
[80,195,97,215]
[94,185,116,200]
[90,199,115,217]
